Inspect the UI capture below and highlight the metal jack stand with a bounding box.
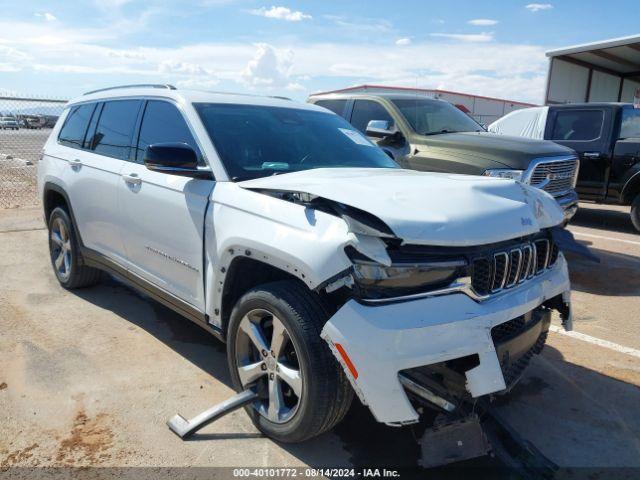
[167,389,259,439]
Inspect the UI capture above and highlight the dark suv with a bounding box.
[308,93,580,222]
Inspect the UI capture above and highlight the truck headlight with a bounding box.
[346,247,466,296]
[483,169,524,181]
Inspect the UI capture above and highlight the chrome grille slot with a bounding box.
[527,157,579,197]
[534,239,549,272]
[492,252,508,292]
[520,244,533,282]
[505,249,522,287]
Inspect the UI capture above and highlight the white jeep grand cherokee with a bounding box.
[38,84,572,443]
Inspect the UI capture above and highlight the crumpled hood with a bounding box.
[239,168,564,246]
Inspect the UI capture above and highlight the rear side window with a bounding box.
[350,100,394,133]
[314,99,347,117]
[90,100,141,160]
[550,110,604,141]
[135,101,201,163]
[58,104,96,148]
[620,108,640,139]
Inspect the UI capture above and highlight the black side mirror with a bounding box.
[144,143,213,179]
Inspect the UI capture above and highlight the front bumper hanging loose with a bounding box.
[321,255,571,425]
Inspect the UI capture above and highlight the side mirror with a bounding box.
[144,143,213,179]
[365,119,399,138]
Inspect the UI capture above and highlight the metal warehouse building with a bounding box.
[545,34,640,104]
[310,85,536,126]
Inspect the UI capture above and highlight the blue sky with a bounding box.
[0,0,637,103]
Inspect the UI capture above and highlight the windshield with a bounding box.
[195,103,398,181]
[391,98,483,136]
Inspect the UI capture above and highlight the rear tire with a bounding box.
[226,280,353,443]
[631,195,640,233]
[48,207,102,289]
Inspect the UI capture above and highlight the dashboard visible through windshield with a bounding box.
[195,103,398,181]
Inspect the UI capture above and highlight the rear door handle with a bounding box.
[583,152,601,159]
[122,173,142,185]
[69,158,82,168]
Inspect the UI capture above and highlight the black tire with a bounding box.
[227,280,353,443]
[631,194,640,233]
[48,207,102,289]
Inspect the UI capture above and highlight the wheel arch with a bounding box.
[217,255,312,334]
[42,182,85,247]
[621,169,640,205]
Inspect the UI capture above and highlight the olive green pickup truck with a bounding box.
[308,92,580,222]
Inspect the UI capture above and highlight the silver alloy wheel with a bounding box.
[235,309,303,424]
[50,217,72,281]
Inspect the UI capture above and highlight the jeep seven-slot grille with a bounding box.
[471,238,556,296]
[528,158,579,197]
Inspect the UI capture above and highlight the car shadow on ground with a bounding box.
[565,246,640,296]
[69,276,640,475]
[572,205,636,235]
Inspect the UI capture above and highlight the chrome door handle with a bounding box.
[122,173,142,185]
[69,158,82,168]
[583,152,601,159]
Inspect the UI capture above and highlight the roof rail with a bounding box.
[83,84,177,96]
[270,96,292,101]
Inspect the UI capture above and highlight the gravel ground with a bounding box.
[0,204,639,476]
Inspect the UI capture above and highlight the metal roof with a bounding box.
[546,34,640,77]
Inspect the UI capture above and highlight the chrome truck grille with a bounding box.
[471,238,559,296]
[525,156,579,197]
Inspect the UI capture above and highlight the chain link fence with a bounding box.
[0,95,67,208]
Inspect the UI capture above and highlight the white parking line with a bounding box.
[571,230,640,247]
[550,325,640,359]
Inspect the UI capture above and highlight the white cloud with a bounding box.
[242,43,302,91]
[467,19,498,26]
[324,15,391,33]
[35,12,57,22]
[159,60,210,76]
[396,38,412,46]
[249,6,311,22]
[430,32,494,42]
[525,3,553,12]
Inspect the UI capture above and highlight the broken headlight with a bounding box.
[346,247,466,297]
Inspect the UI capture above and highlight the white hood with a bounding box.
[240,168,564,246]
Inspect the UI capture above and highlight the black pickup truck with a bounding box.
[308,92,580,222]
[490,103,640,231]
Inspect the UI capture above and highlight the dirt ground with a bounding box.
[1,203,639,476]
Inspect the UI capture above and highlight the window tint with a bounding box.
[195,103,397,181]
[350,100,394,133]
[58,104,96,148]
[90,100,141,160]
[392,98,482,135]
[315,99,347,117]
[550,110,604,141]
[620,108,640,139]
[135,101,200,163]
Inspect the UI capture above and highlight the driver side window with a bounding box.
[350,100,394,134]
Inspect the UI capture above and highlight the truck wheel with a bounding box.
[632,195,640,233]
[48,207,102,289]
[227,280,353,443]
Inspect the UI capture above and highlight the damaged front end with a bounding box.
[251,187,573,428]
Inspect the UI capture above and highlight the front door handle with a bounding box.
[122,173,142,185]
[583,152,601,159]
[69,158,82,168]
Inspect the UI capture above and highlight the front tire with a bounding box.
[227,280,353,443]
[48,207,102,289]
[631,194,640,233]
